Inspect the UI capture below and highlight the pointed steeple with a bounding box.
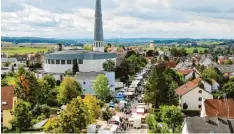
[93,0,104,52]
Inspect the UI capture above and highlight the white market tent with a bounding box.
[123,91,134,96]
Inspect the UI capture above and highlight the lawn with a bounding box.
[1,47,50,55]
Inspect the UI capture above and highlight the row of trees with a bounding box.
[6,66,112,132]
[116,51,147,83]
[144,63,184,133]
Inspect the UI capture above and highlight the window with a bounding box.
[78,59,83,64]
[48,59,51,64]
[67,60,72,64]
[61,60,65,64]
[83,81,86,85]
[198,105,201,108]
[198,97,202,101]
[51,60,55,64]
[56,60,60,64]
[199,90,202,93]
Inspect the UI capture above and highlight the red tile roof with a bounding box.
[191,77,202,84]
[1,86,14,110]
[204,99,234,118]
[177,68,193,75]
[166,61,177,68]
[176,81,198,96]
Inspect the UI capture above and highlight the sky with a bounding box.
[1,0,234,39]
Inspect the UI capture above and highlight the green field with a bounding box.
[184,47,207,53]
[1,47,50,55]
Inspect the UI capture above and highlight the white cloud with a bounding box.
[1,0,234,38]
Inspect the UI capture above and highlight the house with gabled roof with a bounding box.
[176,81,213,111]
[177,68,200,81]
[191,77,219,92]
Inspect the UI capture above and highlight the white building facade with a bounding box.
[43,50,116,73]
[179,87,213,110]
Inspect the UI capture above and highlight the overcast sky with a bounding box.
[2,0,234,39]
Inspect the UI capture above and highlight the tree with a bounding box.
[57,43,62,51]
[44,97,91,133]
[26,60,29,67]
[146,114,170,133]
[92,74,110,103]
[10,101,33,132]
[72,59,79,75]
[103,59,116,72]
[183,103,188,110]
[146,50,154,57]
[193,49,198,53]
[83,94,101,122]
[151,57,157,64]
[57,76,82,104]
[222,77,234,98]
[158,105,183,132]
[43,74,56,88]
[65,69,73,76]
[225,59,233,65]
[14,69,40,105]
[101,107,113,121]
[202,68,218,81]
[11,65,14,72]
[144,65,182,107]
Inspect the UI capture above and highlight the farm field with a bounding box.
[1,47,51,55]
[184,47,207,53]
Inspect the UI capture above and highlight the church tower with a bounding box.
[93,0,104,52]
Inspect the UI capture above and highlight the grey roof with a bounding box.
[185,117,234,133]
[73,72,103,81]
[213,65,234,73]
[94,0,104,41]
[15,55,28,61]
[44,50,116,60]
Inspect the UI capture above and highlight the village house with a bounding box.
[177,68,200,81]
[176,81,213,111]
[182,98,234,133]
[214,64,234,77]
[191,77,219,92]
[1,86,17,130]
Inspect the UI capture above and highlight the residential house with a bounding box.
[214,64,234,77]
[165,61,177,68]
[191,77,219,92]
[1,58,17,67]
[176,81,213,110]
[175,60,192,70]
[182,98,234,133]
[182,117,234,134]
[200,99,234,120]
[177,68,200,81]
[1,86,17,130]
[199,57,216,68]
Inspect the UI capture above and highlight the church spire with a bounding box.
[93,0,104,52]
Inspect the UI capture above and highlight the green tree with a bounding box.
[225,59,233,65]
[202,68,218,81]
[158,105,183,132]
[57,76,82,104]
[57,43,62,51]
[14,69,40,105]
[11,65,14,72]
[44,97,91,133]
[43,74,56,88]
[193,49,198,53]
[222,77,234,98]
[83,94,101,122]
[146,114,170,133]
[103,59,116,72]
[145,65,182,107]
[92,74,110,103]
[72,59,79,75]
[65,69,73,76]
[151,57,157,64]
[10,101,33,132]
[101,107,113,121]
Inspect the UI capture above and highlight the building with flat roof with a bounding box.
[43,50,116,73]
